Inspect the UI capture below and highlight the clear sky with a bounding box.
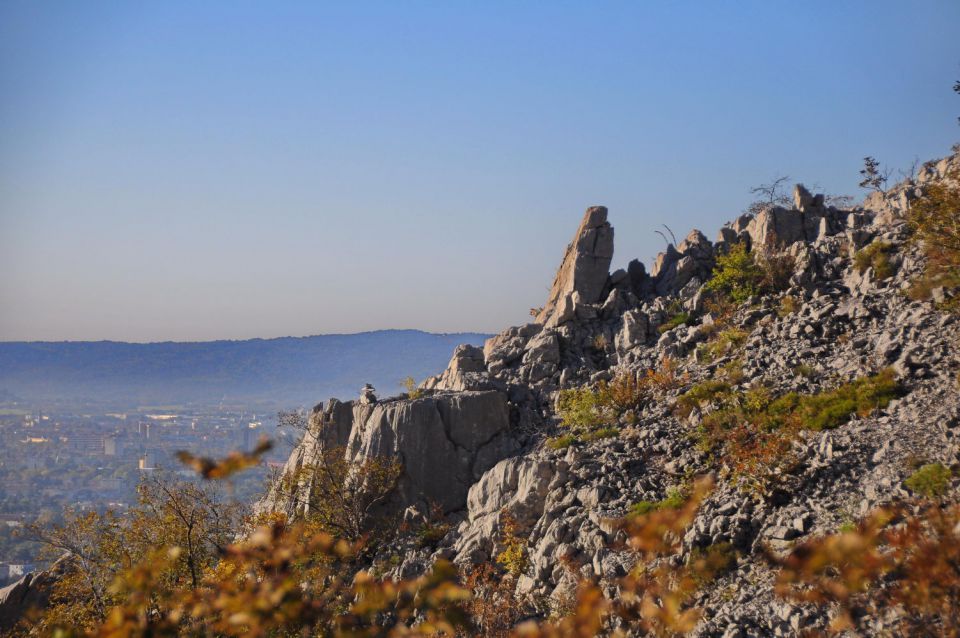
[1,1,958,342]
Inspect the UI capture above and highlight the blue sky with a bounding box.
[1,1,958,342]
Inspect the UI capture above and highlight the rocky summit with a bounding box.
[253,149,960,636]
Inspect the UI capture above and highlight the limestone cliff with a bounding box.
[259,149,960,636]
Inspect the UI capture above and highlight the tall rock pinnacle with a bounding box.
[534,206,614,324]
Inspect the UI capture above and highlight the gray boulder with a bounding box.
[421,344,492,392]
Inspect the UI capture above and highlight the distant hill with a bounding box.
[0,330,490,407]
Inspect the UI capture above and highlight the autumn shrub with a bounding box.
[854,241,897,279]
[20,475,245,635]
[906,169,960,312]
[104,520,472,638]
[402,375,425,399]
[909,170,960,269]
[591,333,609,350]
[905,463,953,498]
[22,442,723,638]
[596,371,646,417]
[756,246,796,293]
[495,512,529,578]
[460,563,526,638]
[644,356,686,392]
[772,503,960,636]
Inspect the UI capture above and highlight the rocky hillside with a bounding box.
[257,149,960,636]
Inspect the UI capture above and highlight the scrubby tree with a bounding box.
[21,474,243,635]
[859,156,891,192]
[907,169,960,308]
[272,446,402,545]
[955,79,959,125]
[746,175,791,215]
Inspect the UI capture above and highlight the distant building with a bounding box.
[67,433,105,454]
[7,563,34,579]
[0,515,23,528]
[138,452,156,471]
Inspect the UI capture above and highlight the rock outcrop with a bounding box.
[261,390,520,515]
[534,206,614,326]
[258,147,960,637]
[420,344,493,392]
[0,556,74,632]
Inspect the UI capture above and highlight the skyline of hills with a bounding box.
[0,329,490,408]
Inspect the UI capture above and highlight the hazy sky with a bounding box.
[1,2,958,342]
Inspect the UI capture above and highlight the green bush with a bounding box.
[629,488,685,516]
[658,312,691,334]
[796,368,901,431]
[546,434,577,450]
[556,387,604,433]
[682,370,902,483]
[706,243,763,303]
[854,241,897,280]
[697,328,748,363]
[905,463,952,498]
[581,427,619,442]
[793,364,816,379]
[674,379,733,418]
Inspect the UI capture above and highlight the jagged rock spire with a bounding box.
[534,206,614,324]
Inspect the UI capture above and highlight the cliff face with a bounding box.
[259,389,521,515]
[259,150,960,636]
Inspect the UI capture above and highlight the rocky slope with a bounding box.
[245,151,960,635]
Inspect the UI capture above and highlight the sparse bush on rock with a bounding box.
[905,463,953,498]
[854,241,897,279]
